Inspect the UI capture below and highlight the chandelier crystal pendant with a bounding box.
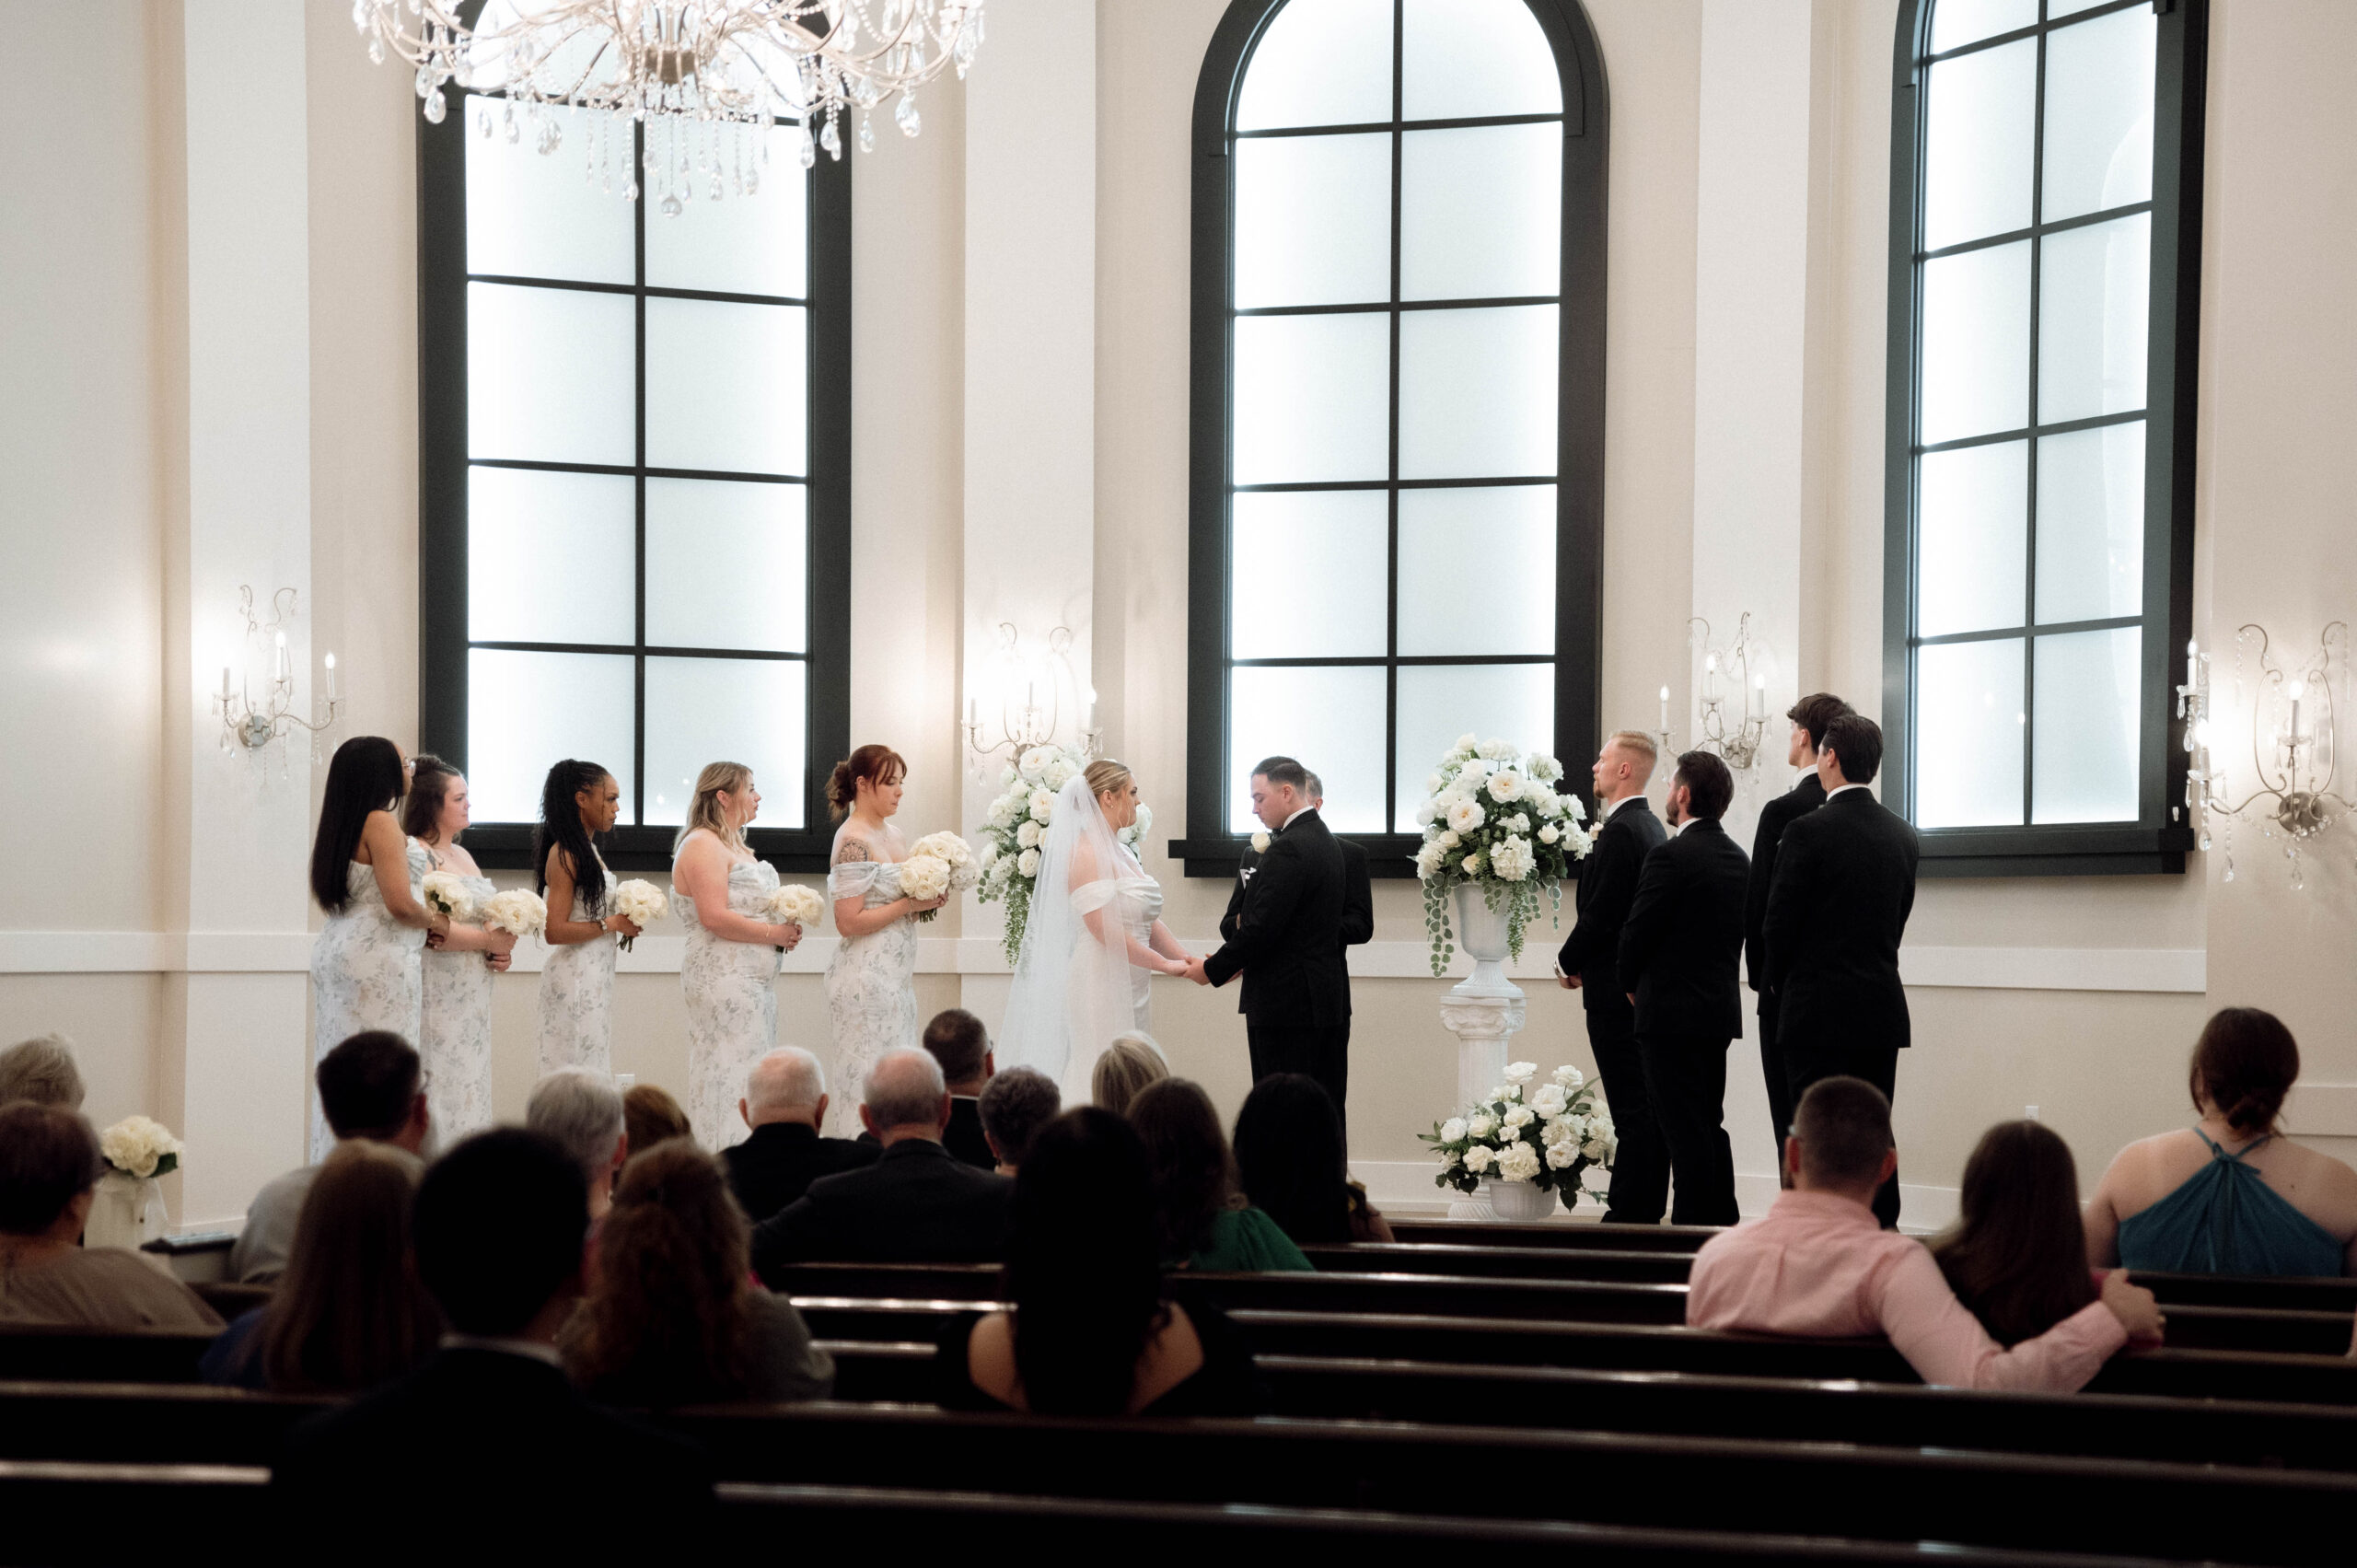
[354,0,984,203]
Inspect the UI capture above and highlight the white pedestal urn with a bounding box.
[1483,1179,1559,1222]
[1437,884,1529,1221]
[85,1171,171,1250]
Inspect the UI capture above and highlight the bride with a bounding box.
[1002,759,1194,1106]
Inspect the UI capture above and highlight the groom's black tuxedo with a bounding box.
[1203,809,1352,1131]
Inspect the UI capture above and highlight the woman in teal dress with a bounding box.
[1128,1077,1310,1272]
[2085,1008,2357,1277]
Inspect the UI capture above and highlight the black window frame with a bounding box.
[417,97,853,873]
[1175,0,1609,879]
[1882,0,2205,877]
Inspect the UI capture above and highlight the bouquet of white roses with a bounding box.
[609,878,669,950]
[900,830,980,924]
[975,745,1153,965]
[1412,736,1592,975]
[479,888,549,940]
[766,883,826,928]
[421,869,476,924]
[1422,1063,1614,1202]
[99,1115,182,1180]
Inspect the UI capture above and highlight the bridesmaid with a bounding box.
[822,744,946,1135]
[308,737,447,1161]
[404,756,514,1146]
[673,761,807,1151]
[536,759,641,1079]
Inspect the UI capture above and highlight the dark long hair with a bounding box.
[310,737,408,913]
[1929,1121,2097,1347]
[1233,1074,1352,1246]
[260,1143,441,1393]
[1006,1109,1167,1415]
[2189,1007,2300,1136]
[533,760,611,917]
[401,754,461,842]
[561,1142,760,1407]
[1129,1078,1239,1261]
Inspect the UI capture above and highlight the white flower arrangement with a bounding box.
[766,883,825,928]
[421,870,476,924]
[975,744,1149,965]
[610,878,668,950]
[899,830,980,923]
[1414,737,1593,974]
[1421,1063,1614,1202]
[99,1115,181,1180]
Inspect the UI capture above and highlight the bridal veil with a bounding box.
[1000,774,1142,1100]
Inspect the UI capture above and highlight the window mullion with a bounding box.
[1383,0,1405,836]
[633,116,649,830]
[2017,18,2049,828]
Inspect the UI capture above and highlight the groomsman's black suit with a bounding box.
[1555,796,1668,1225]
[1745,772,1826,1152]
[1204,809,1353,1131]
[1762,784,1920,1227]
[1618,818,1749,1226]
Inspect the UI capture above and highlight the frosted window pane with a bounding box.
[644,656,807,830]
[1398,486,1555,656]
[644,124,808,297]
[644,299,807,475]
[1234,134,1392,308]
[1229,492,1387,658]
[2036,422,2144,625]
[1228,666,1387,832]
[467,468,636,645]
[465,103,634,285]
[1394,663,1554,832]
[1400,125,1562,301]
[1236,0,1393,131]
[2042,6,2155,224]
[466,650,637,825]
[1916,442,2026,637]
[1914,638,2025,828]
[2032,628,2141,824]
[2046,0,2118,19]
[1399,306,1559,480]
[1402,0,1562,121]
[646,480,807,652]
[1233,315,1390,484]
[467,284,636,464]
[2038,214,2149,424]
[1922,40,2035,250]
[1928,0,2036,52]
[1920,242,2029,445]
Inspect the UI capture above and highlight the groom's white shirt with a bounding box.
[1281,805,1314,831]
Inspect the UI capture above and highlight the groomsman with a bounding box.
[1762,713,1919,1228]
[1617,750,1748,1225]
[1556,731,1668,1225]
[1744,692,1852,1156]
[1306,772,1375,950]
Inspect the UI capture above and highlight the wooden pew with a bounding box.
[1389,1218,1720,1251]
[0,1326,215,1383]
[1298,1241,1693,1282]
[2135,1271,2357,1314]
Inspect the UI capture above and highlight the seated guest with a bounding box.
[0,1103,220,1331]
[274,1129,713,1546]
[1091,1032,1168,1117]
[918,1007,998,1168]
[1930,1121,2100,1346]
[1688,1077,2160,1390]
[723,1047,877,1223]
[622,1083,694,1157]
[979,1066,1060,1176]
[1233,1073,1393,1245]
[231,1029,429,1283]
[561,1141,831,1406]
[750,1049,1014,1277]
[936,1109,1263,1415]
[528,1066,629,1223]
[1130,1078,1309,1272]
[203,1141,439,1391]
[2085,1007,2357,1276]
[0,1032,85,1109]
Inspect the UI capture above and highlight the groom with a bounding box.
[1188,756,1352,1132]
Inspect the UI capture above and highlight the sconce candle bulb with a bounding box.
[1685,612,1775,771]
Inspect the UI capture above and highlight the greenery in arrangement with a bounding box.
[974,744,1150,967]
[1422,1063,1616,1202]
[1411,736,1591,975]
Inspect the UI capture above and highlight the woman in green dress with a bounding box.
[1128,1078,1310,1272]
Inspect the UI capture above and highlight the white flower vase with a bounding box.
[1485,1178,1558,1223]
[85,1170,170,1251]
[1448,883,1520,1001]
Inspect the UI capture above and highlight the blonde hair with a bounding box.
[1607,730,1659,769]
[1084,759,1133,802]
[1092,1033,1169,1118]
[679,761,754,855]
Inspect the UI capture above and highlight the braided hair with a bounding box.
[534,760,611,919]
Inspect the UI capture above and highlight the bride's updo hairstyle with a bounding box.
[1084,759,1132,805]
[827,744,906,821]
[680,761,753,854]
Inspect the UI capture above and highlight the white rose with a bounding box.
[1438,1118,1468,1144]
[1562,795,1588,822]
[1425,772,1444,796]
[1546,1143,1576,1170]
[1501,1104,1535,1131]
[1018,746,1053,783]
[1538,823,1561,845]
[1029,789,1055,824]
[1453,734,1479,758]
[1446,797,1487,834]
[1540,1117,1573,1147]
[1530,1083,1568,1117]
[1016,846,1042,877]
[1497,1141,1542,1182]
[1460,852,1482,876]
[1531,753,1563,782]
[1045,758,1079,791]
[1486,769,1524,802]
[986,796,1016,829]
[1414,842,1446,879]
[99,1115,182,1179]
[1490,835,1535,882]
[980,843,1002,869]
[1466,1113,1497,1140]
[1412,801,1438,827]
[1133,805,1152,839]
[1553,1064,1585,1088]
[1463,1144,1496,1174]
[1001,764,1019,787]
[1479,737,1515,761]
[1251,830,1271,854]
[1016,819,1041,850]
[1458,758,1492,784]
[1438,829,1460,848]
[1582,1134,1613,1163]
[1505,1062,1537,1084]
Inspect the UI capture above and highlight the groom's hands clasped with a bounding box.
[1181,955,1213,986]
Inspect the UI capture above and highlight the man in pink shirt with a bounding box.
[1687,1076,2161,1391]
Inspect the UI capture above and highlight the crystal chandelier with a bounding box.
[354,0,984,198]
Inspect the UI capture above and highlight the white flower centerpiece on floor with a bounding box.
[975,744,1150,964]
[1422,1063,1616,1221]
[1412,736,1590,977]
[87,1114,182,1249]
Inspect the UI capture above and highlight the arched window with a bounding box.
[417,103,852,870]
[1178,0,1607,872]
[1884,0,2205,874]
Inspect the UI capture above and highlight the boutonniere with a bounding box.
[1250,830,1271,854]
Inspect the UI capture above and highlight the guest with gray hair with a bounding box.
[722,1047,878,1224]
[979,1067,1061,1175]
[750,1047,1015,1278]
[526,1067,627,1223]
[0,1034,85,1111]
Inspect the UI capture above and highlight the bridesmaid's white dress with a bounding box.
[822,859,919,1136]
[679,857,782,1152]
[1062,847,1164,1106]
[308,842,430,1161]
[417,855,497,1151]
[537,857,619,1080]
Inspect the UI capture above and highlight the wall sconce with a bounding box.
[215,587,341,767]
[963,623,1102,771]
[1687,613,1773,770]
[2180,622,2349,888]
